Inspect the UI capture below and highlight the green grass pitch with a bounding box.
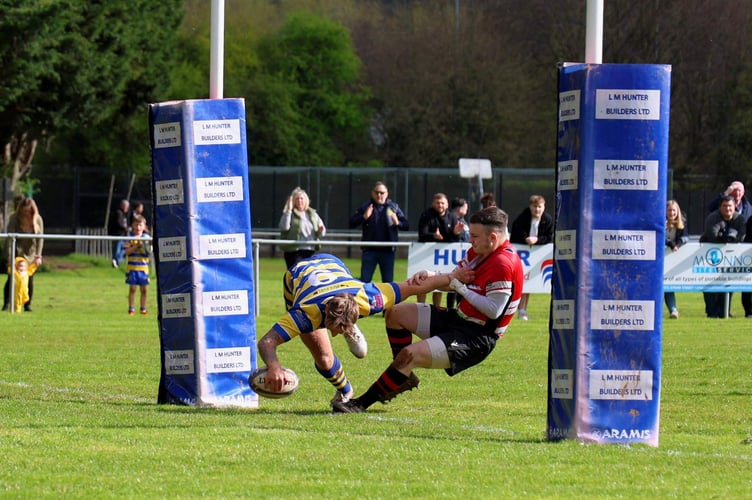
[0,255,750,497]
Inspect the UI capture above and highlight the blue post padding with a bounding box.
[150,99,257,408]
[548,64,671,446]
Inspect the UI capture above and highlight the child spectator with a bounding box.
[510,194,554,320]
[124,214,151,315]
[8,257,38,313]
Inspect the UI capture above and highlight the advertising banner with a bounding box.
[408,242,752,294]
[548,64,671,446]
[150,99,257,408]
[663,243,752,291]
[407,242,554,293]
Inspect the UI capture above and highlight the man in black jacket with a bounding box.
[707,181,752,222]
[700,195,747,318]
[349,182,409,283]
[416,193,464,306]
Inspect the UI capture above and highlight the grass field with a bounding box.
[1,255,750,498]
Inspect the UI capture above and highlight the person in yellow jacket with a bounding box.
[9,257,38,313]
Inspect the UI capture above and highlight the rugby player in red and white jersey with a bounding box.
[333,206,524,413]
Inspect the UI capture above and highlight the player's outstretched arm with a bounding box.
[397,267,474,298]
[257,330,288,392]
[448,279,510,319]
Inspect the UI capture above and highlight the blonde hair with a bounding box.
[131,214,146,226]
[290,187,310,211]
[666,200,684,230]
[324,293,359,336]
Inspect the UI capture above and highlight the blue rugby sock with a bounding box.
[315,355,352,394]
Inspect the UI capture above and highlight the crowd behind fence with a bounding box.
[1,232,410,316]
[4,232,750,319]
[9,165,734,238]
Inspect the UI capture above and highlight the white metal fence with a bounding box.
[1,231,407,316]
[2,232,154,314]
[74,227,111,258]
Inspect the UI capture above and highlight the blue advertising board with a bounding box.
[549,64,671,445]
[150,99,257,408]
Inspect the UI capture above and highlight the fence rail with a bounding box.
[74,227,111,258]
[1,231,408,315]
[6,232,747,319]
[2,232,154,314]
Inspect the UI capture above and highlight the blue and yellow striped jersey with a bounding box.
[272,254,401,341]
[125,232,150,274]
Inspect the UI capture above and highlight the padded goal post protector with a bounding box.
[149,99,258,408]
[548,64,671,446]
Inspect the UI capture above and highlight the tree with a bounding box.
[248,12,372,166]
[347,1,558,168]
[0,0,182,203]
[717,61,752,182]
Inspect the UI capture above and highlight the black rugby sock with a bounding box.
[359,365,408,408]
[386,327,412,359]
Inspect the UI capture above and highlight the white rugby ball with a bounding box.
[249,366,299,399]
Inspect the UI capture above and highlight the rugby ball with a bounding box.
[249,366,299,399]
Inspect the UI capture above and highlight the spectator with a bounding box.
[664,200,689,319]
[124,214,151,316]
[700,195,746,318]
[3,197,44,312]
[109,199,130,268]
[451,197,470,242]
[129,201,149,231]
[742,215,752,319]
[707,181,752,221]
[416,193,464,306]
[510,194,554,320]
[279,187,326,269]
[480,192,496,209]
[7,257,38,313]
[445,197,470,310]
[349,181,409,283]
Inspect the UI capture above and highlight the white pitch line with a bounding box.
[0,379,151,403]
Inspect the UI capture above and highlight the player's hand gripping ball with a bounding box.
[249,367,299,399]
